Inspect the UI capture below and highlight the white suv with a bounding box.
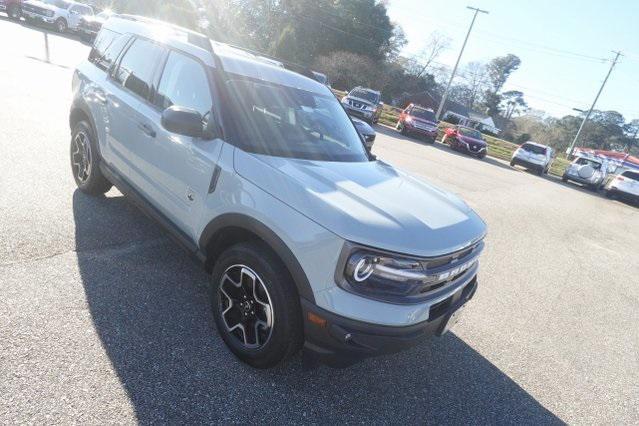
[510,141,554,175]
[22,0,93,33]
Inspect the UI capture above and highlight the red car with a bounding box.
[396,104,439,143]
[442,126,487,159]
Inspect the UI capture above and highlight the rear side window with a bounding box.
[89,29,128,71]
[521,143,547,155]
[114,38,165,100]
[154,51,212,117]
[622,171,639,181]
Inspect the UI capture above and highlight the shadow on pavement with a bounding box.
[73,190,561,424]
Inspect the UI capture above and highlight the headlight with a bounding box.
[404,116,413,123]
[339,245,482,303]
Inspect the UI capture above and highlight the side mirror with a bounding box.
[161,106,204,138]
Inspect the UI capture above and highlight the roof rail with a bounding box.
[115,14,212,52]
[221,42,317,79]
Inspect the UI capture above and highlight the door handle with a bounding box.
[138,122,156,138]
[94,91,108,105]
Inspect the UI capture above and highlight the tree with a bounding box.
[409,31,451,78]
[482,54,521,115]
[501,90,528,119]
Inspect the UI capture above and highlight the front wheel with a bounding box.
[55,18,67,33]
[210,242,303,368]
[8,3,21,19]
[562,174,568,183]
[70,121,112,195]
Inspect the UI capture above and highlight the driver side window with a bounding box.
[154,51,213,119]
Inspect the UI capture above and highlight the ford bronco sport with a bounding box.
[70,15,487,368]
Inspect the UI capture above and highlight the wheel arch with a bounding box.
[199,213,315,303]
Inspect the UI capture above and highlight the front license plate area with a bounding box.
[440,303,466,335]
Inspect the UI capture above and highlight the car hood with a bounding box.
[234,150,486,257]
[351,118,375,135]
[458,135,486,146]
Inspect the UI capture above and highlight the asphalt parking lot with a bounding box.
[1,18,638,424]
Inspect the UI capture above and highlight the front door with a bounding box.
[131,49,222,239]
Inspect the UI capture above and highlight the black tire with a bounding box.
[509,160,515,167]
[70,121,112,195]
[8,3,21,19]
[605,190,614,199]
[536,167,543,176]
[562,174,568,183]
[210,241,303,368]
[55,17,67,33]
[399,124,407,136]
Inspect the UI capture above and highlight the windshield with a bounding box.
[411,108,436,121]
[226,79,369,162]
[44,0,70,8]
[349,89,379,104]
[521,143,547,155]
[458,127,482,139]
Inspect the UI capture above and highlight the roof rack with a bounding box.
[115,14,213,52]
[221,43,317,80]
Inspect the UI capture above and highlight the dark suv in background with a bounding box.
[341,86,382,124]
[396,103,439,143]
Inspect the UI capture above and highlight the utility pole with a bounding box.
[435,6,488,121]
[567,51,623,158]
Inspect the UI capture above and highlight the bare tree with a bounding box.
[412,31,451,78]
[460,61,487,109]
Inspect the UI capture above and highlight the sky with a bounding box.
[387,0,639,120]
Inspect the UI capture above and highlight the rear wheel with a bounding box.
[210,242,303,368]
[70,121,112,195]
[8,3,21,19]
[56,18,67,33]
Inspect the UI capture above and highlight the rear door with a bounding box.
[104,37,166,187]
[132,49,223,238]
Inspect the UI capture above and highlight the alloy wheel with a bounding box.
[218,265,274,349]
[71,131,91,183]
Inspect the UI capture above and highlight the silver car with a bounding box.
[70,16,486,368]
[562,156,609,190]
[510,141,554,175]
[605,170,639,204]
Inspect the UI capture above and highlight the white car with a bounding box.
[22,0,93,33]
[510,141,554,175]
[605,170,639,204]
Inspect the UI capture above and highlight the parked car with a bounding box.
[510,141,554,175]
[396,103,438,143]
[351,117,376,151]
[562,156,609,190]
[22,0,93,33]
[311,70,330,87]
[77,10,111,41]
[341,87,382,124]
[441,126,487,159]
[0,0,22,19]
[605,170,639,204]
[71,16,486,368]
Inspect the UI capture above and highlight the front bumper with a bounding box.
[457,141,486,157]
[302,276,478,367]
[343,104,374,120]
[405,123,438,138]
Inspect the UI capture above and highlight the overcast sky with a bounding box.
[387,0,639,120]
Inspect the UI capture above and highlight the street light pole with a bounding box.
[435,6,488,121]
[566,51,623,158]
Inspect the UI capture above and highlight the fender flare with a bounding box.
[69,99,103,157]
[199,213,315,302]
